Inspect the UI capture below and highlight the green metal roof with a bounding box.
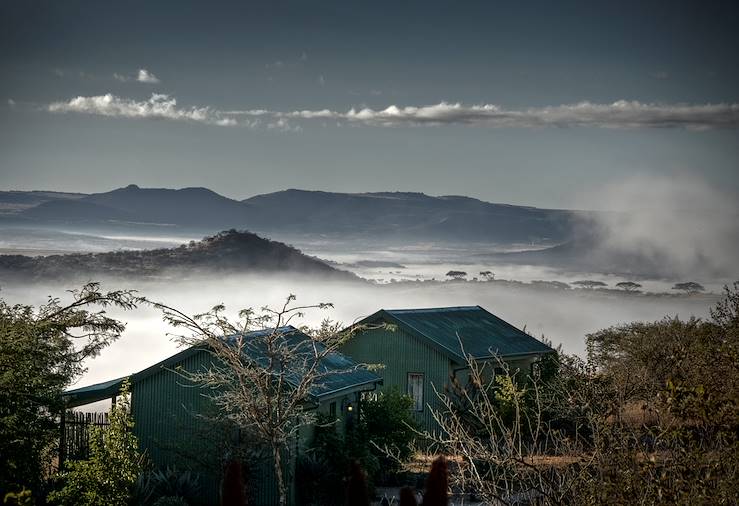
[64,326,380,407]
[358,306,554,363]
[64,376,127,408]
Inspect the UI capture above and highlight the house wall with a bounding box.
[131,349,291,506]
[131,350,375,506]
[340,326,451,433]
[340,327,546,434]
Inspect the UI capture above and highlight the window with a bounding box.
[329,401,336,418]
[407,373,424,412]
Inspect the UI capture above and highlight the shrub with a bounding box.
[132,467,201,506]
[48,379,143,506]
[362,389,419,476]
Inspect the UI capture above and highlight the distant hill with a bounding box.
[0,230,354,282]
[1,185,586,244]
[241,189,582,243]
[0,190,85,213]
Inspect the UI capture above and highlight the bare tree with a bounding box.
[146,295,375,506]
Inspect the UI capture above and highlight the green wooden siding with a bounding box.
[340,326,452,433]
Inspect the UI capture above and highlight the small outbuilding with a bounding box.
[339,306,555,432]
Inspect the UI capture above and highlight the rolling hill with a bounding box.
[0,229,355,282]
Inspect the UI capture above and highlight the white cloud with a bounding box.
[47,93,237,126]
[112,69,161,84]
[136,69,160,84]
[7,99,15,107]
[44,95,739,132]
[225,100,739,130]
[318,75,325,86]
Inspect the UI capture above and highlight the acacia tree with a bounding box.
[479,271,495,281]
[147,295,375,506]
[0,282,137,498]
[573,280,607,289]
[446,270,467,281]
[672,281,705,294]
[615,281,642,292]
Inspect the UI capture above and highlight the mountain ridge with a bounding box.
[0,185,587,244]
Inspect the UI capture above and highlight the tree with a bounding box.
[445,270,467,280]
[0,283,136,498]
[479,271,495,281]
[672,281,705,294]
[147,295,377,506]
[572,280,607,289]
[49,379,144,506]
[615,281,642,292]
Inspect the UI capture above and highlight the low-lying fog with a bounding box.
[1,273,720,401]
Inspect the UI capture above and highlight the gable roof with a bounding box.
[355,306,554,363]
[64,326,380,408]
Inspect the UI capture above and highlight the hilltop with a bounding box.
[0,230,354,282]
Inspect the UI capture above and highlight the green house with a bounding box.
[340,306,555,432]
[63,326,381,506]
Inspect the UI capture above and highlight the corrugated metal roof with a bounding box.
[359,306,553,363]
[64,376,127,407]
[224,326,381,399]
[64,326,380,406]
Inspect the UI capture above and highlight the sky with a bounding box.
[1,0,738,209]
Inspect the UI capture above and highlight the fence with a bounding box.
[59,411,109,465]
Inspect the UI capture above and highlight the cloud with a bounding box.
[227,100,739,130]
[650,71,670,80]
[318,75,325,86]
[44,94,739,132]
[113,69,161,84]
[137,69,160,84]
[47,93,237,126]
[7,99,15,107]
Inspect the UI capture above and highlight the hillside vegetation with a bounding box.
[0,230,352,282]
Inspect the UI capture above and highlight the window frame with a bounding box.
[407,372,425,412]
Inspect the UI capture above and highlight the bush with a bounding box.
[132,467,201,506]
[362,389,419,477]
[48,379,143,506]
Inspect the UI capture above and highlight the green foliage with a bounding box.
[48,379,144,506]
[3,488,33,506]
[586,283,739,435]
[362,389,419,472]
[0,283,136,498]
